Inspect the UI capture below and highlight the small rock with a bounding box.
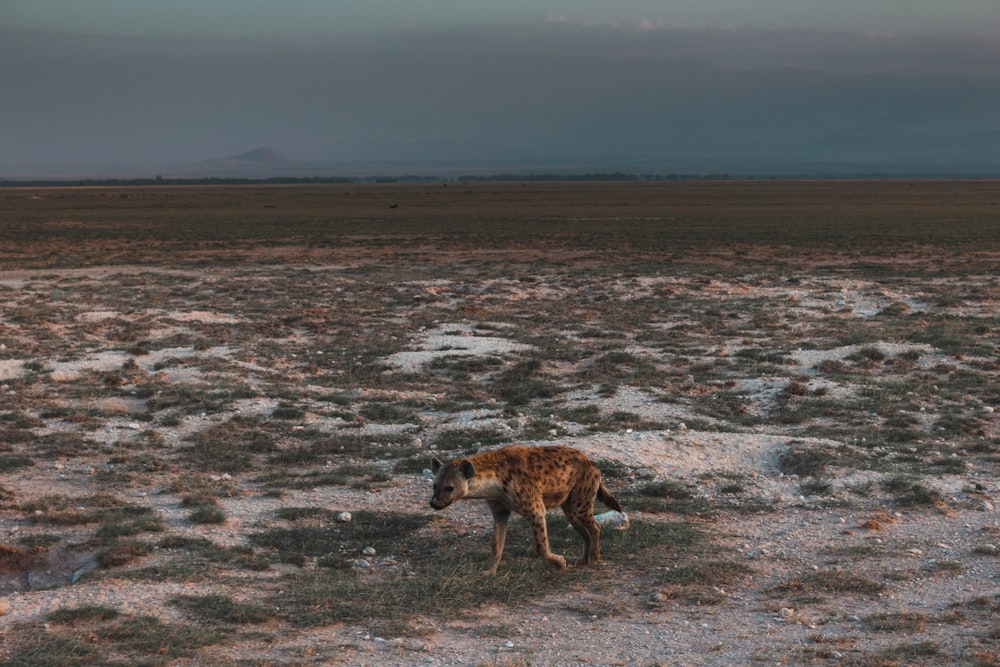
[594,511,629,530]
[362,546,377,557]
[337,511,352,523]
[678,422,688,431]
[779,607,795,619]
[980,501,995,512]
[503,641,515,649]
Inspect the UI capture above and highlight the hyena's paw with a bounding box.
[548,554,567,570]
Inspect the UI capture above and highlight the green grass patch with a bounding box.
[881,474,943,506]
[270,516,694,634]
[188,505,227,525]
[181,417,277,472]
[358,402,419,423]
[275,506,341,522]
[157,535,265,571]
[259,463,390,492]
[138,381,257,415]
[0,453,34,473]
[864,610,929,632]
[45,605,122,625]
[0,632,104,667]
[624,479,709,515]
[249,510,431,566]
[181,494,227,524]
[96,539,154,568]
[656,558,752,587]
[493,358,561,406]
[170,593,271,625]
[432,427,508,451]
[269,431,412,465]
[774,568,887,596]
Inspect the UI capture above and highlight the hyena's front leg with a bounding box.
[486,501,511,575]
[526,499,566,570]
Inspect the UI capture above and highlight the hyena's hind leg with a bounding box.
[562,480,602,566]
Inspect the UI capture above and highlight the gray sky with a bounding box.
[2,1,1000,177]
[6,0,1000,37]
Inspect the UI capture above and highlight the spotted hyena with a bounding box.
[430,444,623,574]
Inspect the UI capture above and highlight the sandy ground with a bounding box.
[1,235,998,666]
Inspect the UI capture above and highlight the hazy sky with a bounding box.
[5,0,1000,37]
[3,1,999,177]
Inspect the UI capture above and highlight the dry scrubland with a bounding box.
[0,180,998,666]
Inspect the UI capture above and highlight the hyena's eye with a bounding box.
[445,486,454,493]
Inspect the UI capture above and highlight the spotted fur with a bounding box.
[430,444,622,574]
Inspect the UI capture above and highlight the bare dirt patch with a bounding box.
[0,181,998,666]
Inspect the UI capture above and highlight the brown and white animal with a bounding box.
[429,444,623,574]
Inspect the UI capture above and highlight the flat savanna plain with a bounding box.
[0,181,998,666]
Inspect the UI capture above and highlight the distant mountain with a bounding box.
[167,148,300,177]
[197,147,292,167]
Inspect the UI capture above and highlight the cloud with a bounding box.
[637,18,665,31]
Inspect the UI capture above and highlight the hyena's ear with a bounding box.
[431,457,444,474]
[460,460,476,479]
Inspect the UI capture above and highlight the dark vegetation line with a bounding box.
[0,173,723,188]
[1,171,991,188]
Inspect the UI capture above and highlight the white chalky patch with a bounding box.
[383,325,532,373]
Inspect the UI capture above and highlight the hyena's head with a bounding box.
[429,457,475,510]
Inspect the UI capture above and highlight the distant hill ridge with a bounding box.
[199,148,292,166]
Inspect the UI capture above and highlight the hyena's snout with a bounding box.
[429,493,452,510]
[429,458,470,510]
[430,482,459,510]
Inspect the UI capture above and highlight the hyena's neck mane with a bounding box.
[469,445,527,471]
[462,446,527,498]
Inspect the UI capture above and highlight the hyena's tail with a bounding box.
[597,482,623,513]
